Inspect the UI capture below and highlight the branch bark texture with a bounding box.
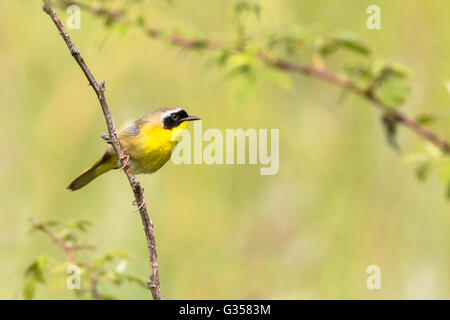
[43,0,162,300]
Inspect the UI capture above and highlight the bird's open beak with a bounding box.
[182,115,201,122]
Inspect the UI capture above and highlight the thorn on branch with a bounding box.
[70,46,80,57]
[132,197,146,212]
[101,133,113,145]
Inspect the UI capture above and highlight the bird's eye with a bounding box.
[171,113,179,121]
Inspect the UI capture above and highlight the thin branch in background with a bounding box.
[90,278,102,300]
[26,217,149,300]
[260,54,450,153]
[28,217,104,299]
[42,0,162,300]
[29,217,76,264]
[28,217,101,299]
[28,218,97,259]
[55,0,449,154]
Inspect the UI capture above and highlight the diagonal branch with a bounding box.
[260,54,450,153]
[56,0,449,154]
[42,0,162,300]
[29,217,76,263]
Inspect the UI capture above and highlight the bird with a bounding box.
[67,107,200,191]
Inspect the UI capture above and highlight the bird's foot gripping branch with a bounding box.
[42,0,162,299]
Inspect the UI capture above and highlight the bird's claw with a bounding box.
[119,154,130,171]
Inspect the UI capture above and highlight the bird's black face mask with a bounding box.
[162,109,200,129]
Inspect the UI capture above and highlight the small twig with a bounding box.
[29,217,75,263]
[90,278,103,300]
[28,217,96,260]
[58,0,123,21]
[101,133,113,145]
[43,0,162,299]
[56,0,450,154]
[71,243,97,251]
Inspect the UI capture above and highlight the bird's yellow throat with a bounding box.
[137,120,188,154]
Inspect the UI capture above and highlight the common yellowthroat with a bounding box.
[67,107,200,191]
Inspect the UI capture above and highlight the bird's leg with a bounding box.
[119,153,130,171]
[102,134,129,170]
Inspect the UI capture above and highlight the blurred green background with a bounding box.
[0,0,449,299]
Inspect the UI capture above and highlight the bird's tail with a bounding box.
[66,152,117,191]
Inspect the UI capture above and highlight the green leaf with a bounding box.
[24,255,47,284]
[112,272,124,285]
[320,33,370,57]
[378,74,411,108]
[439,159,450,183]
[171,25,207,47]
[95,249,134,268]
[114,23,128,37]
[136,15,146,27]
[261,68,292,90]
[76,220,92,232]
[232,0,261,18]
[36,255,47,272]
[227,52,255,71]
[386,62,412,79]
[124,274,148,288]
[51,263,71,274]
[415,163,430,182]
[105,249,134,260]
[57,229,77,243]
[263,24,316,56]
[341,62,374,88]
[381,113,400,151]
[43,220,59,227]
[23,276,36,300]
[228,73,257,103]
[446,182,450,200]
[104,17,115,28]
[28,219,59,233]
[67,219,92,232]
[216,48,232,65]
[415,113,436,126]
